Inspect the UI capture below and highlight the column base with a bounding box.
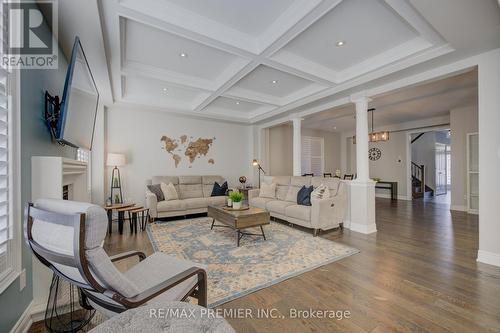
[348,180,377,234]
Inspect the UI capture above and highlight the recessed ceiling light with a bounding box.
[179,52,188,58]
[336,41,346,47]
[271,80,278,84]
[235,101,240,105]
[333,126,337,130]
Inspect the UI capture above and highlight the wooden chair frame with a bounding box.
[25,203,207,313]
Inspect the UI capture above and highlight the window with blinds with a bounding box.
[301,136,324,176]
[0,66,10,280]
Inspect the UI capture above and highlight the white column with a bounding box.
[346,94,376,234]
[292,117,302,176]
[353,97,370,181]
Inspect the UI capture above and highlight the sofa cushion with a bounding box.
[183,198,209,210]
[152,176,178,186]
[157,200,186,212]
[266,200,295,215]
[297,185,314,206]
[311,177,340,195]
[208,196,226,206]
[285,205,311,221]
[291,176,311,187]
[259,183,276,199]
[285,186,301,202]
[161,182,179,201]
[202,176,224,197]
[272,176,291,186]
[276,185,289,201]
[178,184,203,199]
[179,176,202,185]
[211,181,227,196]
[147,184,164,202]
[311,184,330,200]
[250,197,274,210]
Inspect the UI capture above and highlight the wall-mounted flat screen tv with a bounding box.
[55,37,99,150]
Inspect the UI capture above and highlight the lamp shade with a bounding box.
[107,153,126,167]
[252,159,259,166]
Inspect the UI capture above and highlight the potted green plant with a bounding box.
[229,191,244,209]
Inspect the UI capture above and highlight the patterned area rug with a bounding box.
[147,217,359,307]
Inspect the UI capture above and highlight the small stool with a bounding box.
[104,203,135,234]
[129,207,150,233]
[116,205,142,234]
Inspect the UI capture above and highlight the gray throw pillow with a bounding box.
[147,184,164,201]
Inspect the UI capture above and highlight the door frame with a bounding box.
[405,125,450,200]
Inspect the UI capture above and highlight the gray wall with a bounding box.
[0,21,75,333]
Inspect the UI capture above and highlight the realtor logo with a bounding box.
[1,0,58,69]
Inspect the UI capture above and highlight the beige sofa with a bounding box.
[145,175,227,219]
[248,176,347,236]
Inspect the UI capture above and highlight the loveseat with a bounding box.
[248,176,347,236]
[146,175,227,220]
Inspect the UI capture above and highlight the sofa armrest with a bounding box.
[248,189,260,201]
[145,189,158,218]
[311,193,346,230]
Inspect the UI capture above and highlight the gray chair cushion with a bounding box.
[86,247,140,298]
[34,199,107,250]
[124,252,206,303]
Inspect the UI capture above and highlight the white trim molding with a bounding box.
[477,250,500,268]
[450,205,467,212]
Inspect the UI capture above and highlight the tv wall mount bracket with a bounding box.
[44,91,62,142]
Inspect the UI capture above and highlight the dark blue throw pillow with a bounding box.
[211,181,228,196]
[297,185,314,206]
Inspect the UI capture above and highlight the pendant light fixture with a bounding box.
[353,108,390,143]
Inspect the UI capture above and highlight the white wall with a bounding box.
[477,48,500,267]
[346,132,408,199]
[450,105,478,210]
[411,132,437,191]
[106,107,253,205]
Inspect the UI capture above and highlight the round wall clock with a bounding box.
[369,148,382,161]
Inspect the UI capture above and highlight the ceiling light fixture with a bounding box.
[235,101,240,105]
[336,41,346,47]
[179,52,188,58]
[352,108,390,144]
[271,80,278,84]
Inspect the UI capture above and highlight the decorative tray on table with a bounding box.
[223,205,250,211]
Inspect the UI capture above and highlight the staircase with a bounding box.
[411,162,434,199]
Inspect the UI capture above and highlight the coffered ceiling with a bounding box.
[97,0,499,123]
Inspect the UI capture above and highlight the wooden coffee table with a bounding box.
[207,205,270,247]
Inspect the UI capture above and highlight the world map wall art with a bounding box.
[161,135,215,168]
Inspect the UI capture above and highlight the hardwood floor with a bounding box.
[31,199,500,332]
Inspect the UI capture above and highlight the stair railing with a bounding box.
[411,162,425,195]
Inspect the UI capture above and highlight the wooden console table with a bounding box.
[375,181,398,200]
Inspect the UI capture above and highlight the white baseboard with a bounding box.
[10,301,33,333]
[30,301,47,323]
[348,221,377,234]
[375,193,410,201]
[450,205,467,212]
[477,250,500,267]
